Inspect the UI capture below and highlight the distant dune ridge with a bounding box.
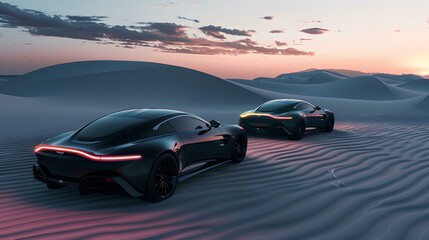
[230,75,420,101]
[251,70,346,85]
[0,61,429,239]
[303,71,346,84]
[0,61,267,110]
[397,79,429,93]
[1,61,428,116]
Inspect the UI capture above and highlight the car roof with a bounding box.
[111,108,187,119]
[263,99,306,105]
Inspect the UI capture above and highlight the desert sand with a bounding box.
[0,61,428,239]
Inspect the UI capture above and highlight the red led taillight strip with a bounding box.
[34,145,142,162]
[240,113,292,120]
[306,114,325,118]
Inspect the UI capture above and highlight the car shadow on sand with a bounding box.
[247,127,352,141]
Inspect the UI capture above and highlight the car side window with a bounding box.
[156,121,175,133]
[298,103,315,111]
[169,116,208,132]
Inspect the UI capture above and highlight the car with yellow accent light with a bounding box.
[239,99,334,140]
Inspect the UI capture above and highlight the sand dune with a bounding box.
[253,70,422,87]
[255,76,308,84]
[320,69,370,77]
[373,73,423,83]
[397,79,429,93]
[254,71,345,85]
[0,61,267,110]
[415,95,429,110]
[1,116,428,239]
[9,61,166,83]
[304,71,345,84]
[231,76,419,101]
[1,61,429,239]
[254,70,345,85]
[277,69,346,79]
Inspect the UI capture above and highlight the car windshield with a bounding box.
[257,101,297,112]
[75,115,146,141]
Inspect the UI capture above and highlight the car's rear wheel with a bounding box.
[289,119,306,140]
[231,135,247,163]
[144,153,178,202]
[326,116,335,132]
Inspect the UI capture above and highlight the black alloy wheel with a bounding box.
[231,135,247,163]
[290,119,306,140]
[145,154,178,202]
[326,117,335,132]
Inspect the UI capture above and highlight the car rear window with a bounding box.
[120,121,176,143]
[257,101,296,112]
[75,116,145,141]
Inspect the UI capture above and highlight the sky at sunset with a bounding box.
[0,0,428,78]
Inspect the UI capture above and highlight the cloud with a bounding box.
[66,15,107,22]
[199,25,254,39]
[301,27,329,35]
[303,20,322,23]
[0,3,66,29]
[155,2,174,7]
[161,38,313,56]
[0,2,187,42]
[178,16,200,23]
[261,16,274,20]
[0,2,314,56]
[200,30,226,39]
[275,41,287,46]
[138,22,188,37]
[270,29,284,34]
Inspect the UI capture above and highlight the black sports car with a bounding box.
[33,109,247,202]
[239,99,334,140]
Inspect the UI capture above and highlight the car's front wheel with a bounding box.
[289,118,306,140]
[231,135,247,163]
[326,116,335,132]
[144,153,179,202]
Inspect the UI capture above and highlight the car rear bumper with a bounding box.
[33,163,144,197]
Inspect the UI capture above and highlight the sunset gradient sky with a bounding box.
[0,0,428,78]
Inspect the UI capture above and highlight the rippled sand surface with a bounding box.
[1,120,428,239]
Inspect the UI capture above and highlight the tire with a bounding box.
[144,153,179,202]
[231,134,247,163]
[289,119,306,140]
[326,116,335,132]
[46,180,65,189]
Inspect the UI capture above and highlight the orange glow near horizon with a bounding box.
[0,0,428,79]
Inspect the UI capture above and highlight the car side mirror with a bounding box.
[315,106,321,110]
[210,120,221,128]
